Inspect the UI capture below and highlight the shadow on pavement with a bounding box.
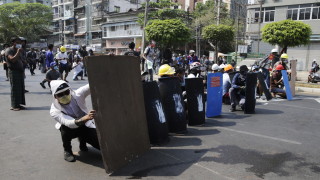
[255,108,283,115]
[161,136,203,147]
[198,145,320,179]
[75,148,104,169]
[26,106,51,111]
[205,119,237,127]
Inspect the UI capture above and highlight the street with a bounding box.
[1,67,320,180]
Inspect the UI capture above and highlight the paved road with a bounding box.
[1,66,320,180]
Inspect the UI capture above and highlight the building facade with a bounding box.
[246,0,320,71]
[0,0,51,6]
[50,0,147,51]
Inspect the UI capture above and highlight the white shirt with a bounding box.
[55,52,68,64]
[144,47,155,69]
[72,62,83,74]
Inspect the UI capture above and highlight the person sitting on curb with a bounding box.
[229,65,248,112]
[40,62,61,89]
[50,80,100,162]
[270,64,287,99]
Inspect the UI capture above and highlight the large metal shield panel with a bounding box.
[142,81,169,145]
[206,72,223,117]
[244,72,257,114]
[257,72,272,100]
[185,78,205,126]
[281,70,293,100]
[86,55,150,174]
[158,77,187,133]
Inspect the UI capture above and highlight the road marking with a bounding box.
[156,150,235,180]
[267,101,319,111]
[216,127,302,145]
[315,98,320,104]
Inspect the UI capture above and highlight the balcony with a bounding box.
[91,25,101,32]
[92,0,102,3]
[92,38,102,44]
[64,0,73,3]
[106,29,142,38]
[92,11,107,19]
[75,13,86,19]
[64,25,74,33]
[77,26,86,33]
[75,0,85,7]
[64,10,74,19]
[53,14,59,19]
[52,0,58,6]
[53,27,62,33]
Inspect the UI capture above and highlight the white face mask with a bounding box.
[15,44,22,49]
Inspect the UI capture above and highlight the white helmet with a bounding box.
[219,64,226,70]
[212,64,219,71]
[189,50,195,54]
[271,49,278,53]
[190,62,201,69]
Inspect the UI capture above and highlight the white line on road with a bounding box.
[216,127,302,145]
[315,98,320,104]
[156,150,235,180]
[267,101,319,111]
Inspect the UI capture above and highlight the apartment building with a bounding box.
[246,0,320,71]
[0,0,51,6]
[50,0,146,51]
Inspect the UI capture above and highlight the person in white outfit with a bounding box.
[72,59,84,80]
[50,80,100,162]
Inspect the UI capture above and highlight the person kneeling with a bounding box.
[270,65,286,99]
[50,80,100,162]
[229,65,248,112]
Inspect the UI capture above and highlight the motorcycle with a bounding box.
[308,65,320,83]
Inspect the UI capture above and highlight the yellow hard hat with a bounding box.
[224,64,234,71]
[280,53,288,59]
[158,64,175,76]
[60,46,66,53]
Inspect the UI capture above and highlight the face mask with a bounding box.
[58,94,71,105]
[15,44,22,49]
[53,66,58,71]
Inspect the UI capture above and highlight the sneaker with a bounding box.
[40,82,46,89]
[64,151,76,162]
[229,107,236,112]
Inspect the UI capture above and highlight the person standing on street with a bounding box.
[79,45,88,76]
[27,48,37,75]
[187,50,199,64]
[50,80,100,162]
[5,37,27,111]
[124,42,140,57]
[46,44,54,71]
[1,44,10,81]
[72,59,84,81]
[143,41,157,81]
[56,46,70,82]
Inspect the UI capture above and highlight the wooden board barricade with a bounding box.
[86,55,150,174]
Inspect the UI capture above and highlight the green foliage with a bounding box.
[262,19,312,48]
[137,0,188,25]
[0,3,52,43]
[202,24,234,44]
[145,19,191,48]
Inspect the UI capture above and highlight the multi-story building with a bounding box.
[0,0,51,6]
[246,0,320,71]
[50,0,147,51]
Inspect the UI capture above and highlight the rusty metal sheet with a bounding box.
[86,55,150,174]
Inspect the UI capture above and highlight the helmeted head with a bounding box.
[276,64,285,71]
[189,50,195,55]
[50,80,72,105]
[60,46,66,53]
[158,64,175,77]
[190,62,201,70]
[224,64,234,72]
[239,65,249,75]
[212,64,219,71]
[271,48,278,54]
[280,53,288,59]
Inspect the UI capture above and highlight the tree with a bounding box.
[202,24,234,62]
[145,19,191,49]
[0,3,52,43]
[138,0,188,26]
[262,19,312,53]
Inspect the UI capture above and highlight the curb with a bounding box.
[296,87,320,94]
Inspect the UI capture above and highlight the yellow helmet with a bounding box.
[158,64,175,76]
[224,64,234,72]
[60,46,66,53]
[280,53,288,59]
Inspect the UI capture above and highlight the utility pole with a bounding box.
[141,0,150,58]
[216,0,221,25]
[257,0,263,54]
[214,0,221,63]
[235,3,241,63]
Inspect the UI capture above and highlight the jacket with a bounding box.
[50,80,96,130]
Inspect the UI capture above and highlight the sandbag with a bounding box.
[142,81,169,145]
[185,78,205,126]
[158,77,187,133]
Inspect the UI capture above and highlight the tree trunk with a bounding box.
[280,45,288,55]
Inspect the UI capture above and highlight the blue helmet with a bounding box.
[50,62,56,67]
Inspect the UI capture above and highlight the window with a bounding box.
[287,3,320,20]
[103,27,107,37]
[254,7,275,23]
[130,0,138,4]
[114,6,120,13]
[124,25,129,30]
[110,26,116,31]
